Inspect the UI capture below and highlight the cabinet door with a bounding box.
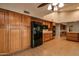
[46,22,50,29]
[0,10,5,52]
[21,27,31,49]
[0,28,9,53]
[0,10,9,53]
[22,15,31,26]
[0,10,5,26]
[9,11,21,25]
[9,29,21,53]
[0,28,5,53]
[21,15,31,49]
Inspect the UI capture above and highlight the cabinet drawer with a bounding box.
[67,37,79,41]
[43,33,53,42]
[67,33,78,38]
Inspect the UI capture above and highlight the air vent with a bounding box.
[24,10,30,14]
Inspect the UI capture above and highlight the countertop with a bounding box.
[43,30,52,34]
[67,32,79,33]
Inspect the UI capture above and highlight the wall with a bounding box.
[66,22,79,32]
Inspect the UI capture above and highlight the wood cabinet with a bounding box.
[0,28,9,53]
[0,9,5,52]
[8,11,21,25]
[66,32,79,41]
[43,21,53,42]
[21,15,31,50]
[0,8,53,54]
[45,22,50,29]
[0,8,31,54]
[21,28,31,49]
[0,10,5,26]
[8,11,22,53]
[43,21,53,30]
[0,9,9,53]
[43,33,52,42]
[9,29,21,53]
[22,15,31,26]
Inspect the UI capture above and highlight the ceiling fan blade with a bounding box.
[37,3,48,8]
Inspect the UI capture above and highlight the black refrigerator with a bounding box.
[31,21,43,48]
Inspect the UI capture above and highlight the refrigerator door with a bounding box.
[31,22,43,48]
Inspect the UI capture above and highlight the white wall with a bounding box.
[66,22,79,32]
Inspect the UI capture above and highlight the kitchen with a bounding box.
[0,8,54,55]
[0,3,79,56]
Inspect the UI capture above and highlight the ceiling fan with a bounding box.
[37,3,64,11]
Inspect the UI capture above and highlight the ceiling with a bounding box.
[0,3,79,17]
[0,3,52,17]
[59,3,79,11]
[0,3,79,19]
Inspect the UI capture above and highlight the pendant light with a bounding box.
[48,4,52,10]
[54,6,58,11]
[59,3,64,8]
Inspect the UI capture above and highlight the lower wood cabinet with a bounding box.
[66,32,79,41]
[0,10,31,54]
[0,26,31,54]
[9,29,21,53]
[8,25,31,53]
[21,27,31,50]
[0,28,9,53]
[43,33,53,42]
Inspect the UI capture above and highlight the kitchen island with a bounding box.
[66,32,79,42]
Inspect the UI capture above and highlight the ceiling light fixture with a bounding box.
[52,0,58,6]
[58,3,64,8]
[47,0,64,11]
[48,4,52,10]
[54,6,58,11]
[52,3,58,6]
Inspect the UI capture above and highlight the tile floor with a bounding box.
[13,37,79,56]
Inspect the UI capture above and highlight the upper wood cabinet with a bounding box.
[8,11,21,25]
[0,10,5,26]
[43,21,53,30]
[22,15,31,26]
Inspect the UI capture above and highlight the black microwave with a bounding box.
[42,25,48,29]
